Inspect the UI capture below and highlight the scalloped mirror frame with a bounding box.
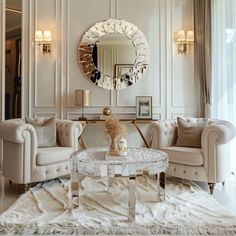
[78,19,149,90]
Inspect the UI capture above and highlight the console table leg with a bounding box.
[159,172,166,202]
[128,176,136,221]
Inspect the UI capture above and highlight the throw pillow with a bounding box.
[25,117,57,147]
[175,117,207,148]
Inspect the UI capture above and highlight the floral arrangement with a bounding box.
[104,116,126,139]
[104,116,127,154]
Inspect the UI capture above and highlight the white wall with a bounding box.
[25,0,199,120]
[0,0,200,148]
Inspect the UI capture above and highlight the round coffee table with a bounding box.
[70,147,168,221]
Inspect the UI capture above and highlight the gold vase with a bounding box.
[109,137,118,156]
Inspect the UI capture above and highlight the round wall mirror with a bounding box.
[78,19,149,90]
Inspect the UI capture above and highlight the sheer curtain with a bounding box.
[211,0,236,173]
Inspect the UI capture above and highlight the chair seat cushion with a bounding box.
[37,147,73,166]
[160,146,203,166]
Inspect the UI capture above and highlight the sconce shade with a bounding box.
[177,30,185,42]
[43,30,52,42]
[35,30,43,42]
[186,30,194,42]
[75,90,90,107]
[35,30,52,55]
[175,29,194,55]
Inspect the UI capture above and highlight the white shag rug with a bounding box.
[0,176,236,235]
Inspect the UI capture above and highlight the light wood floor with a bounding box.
[1,172,236,215]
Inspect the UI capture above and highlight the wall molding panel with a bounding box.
[34,112,57,118]
[34,0,57,108]
[0,0,199,123]
[33,0,197,120]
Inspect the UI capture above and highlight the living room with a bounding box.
[0,0,236,235]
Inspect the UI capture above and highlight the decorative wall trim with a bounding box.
[34,0,57,108]
[171,112,195,119]
[66,111,162,121]
[27,0,33,117]
[34,112,57,118]
[165,0,171,119]
[59,0,63,119]
[20,0,196,121]
[65,0,70,107]
[60,0,67,118]
[170,0,194,110]
[115,0,162,109]
[157,0,163,108]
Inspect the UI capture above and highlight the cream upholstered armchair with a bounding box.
[149,118,236,194]
[0,118,82,189]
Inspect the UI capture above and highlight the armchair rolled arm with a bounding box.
[0,119,37,145]
[202,120,236,146]
[201,119,236,182]
[56,120,83,150]
[148,120,177,149]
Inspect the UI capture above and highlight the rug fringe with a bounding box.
[1,222,236,235]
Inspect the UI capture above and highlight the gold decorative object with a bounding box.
[104,116,127,156]
[103,107,112,116]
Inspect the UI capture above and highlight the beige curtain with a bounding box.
[194,0,212,118]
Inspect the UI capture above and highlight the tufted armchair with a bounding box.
[149,118,236,194]
[0,118,82,189]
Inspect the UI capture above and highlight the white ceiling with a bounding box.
[6,0,22,10]
[6,0,22,32]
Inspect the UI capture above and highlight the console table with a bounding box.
[70,147,168,221]
[78,119,157,149]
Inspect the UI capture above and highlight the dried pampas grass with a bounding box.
[104,116,127,139]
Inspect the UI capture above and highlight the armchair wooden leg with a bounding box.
[24,184,30,192]
[9,180,13,185]
[208,183,216,194]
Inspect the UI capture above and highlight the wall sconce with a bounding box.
[35,30,52,55]
[175,30,194,54]
[74,90,90,120]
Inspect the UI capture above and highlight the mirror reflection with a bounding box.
[94,33,135,77]
[5,0,22,119]
[78,19,149,90]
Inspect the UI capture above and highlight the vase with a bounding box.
[109,137,118,155]
[117,137,128,156]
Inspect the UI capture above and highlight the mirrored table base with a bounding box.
[71,172,166,221]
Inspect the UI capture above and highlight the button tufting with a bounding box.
[195,171,198,175]
[183,170,186,173]
[173,168,176,171]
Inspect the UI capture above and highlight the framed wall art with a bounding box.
[115,64,133,77]
[136,96,152,119]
